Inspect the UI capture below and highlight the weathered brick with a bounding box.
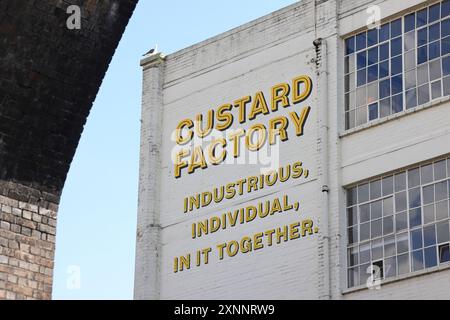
[38,224,56,236]
[0,196,17,208]
[32,213,42,223]
[22,210,32,220]
[1,205,12,214]
[28,280,38,289]
[0,237,8,247]
[19,203,38,214]
[47,235,56,244]
[29,263,39,273]
[8,258,19,267]
[0,221,10,230]
[39,266,45,274]
[0,255,8,264]
[17,277,27,287]
[8,240,18,250]
[11,267,27,279]
[39,208,56,218]
[11,208,21,216]
[6,291,15,300]
[19,261,30,270]
[21,227,32,237]
[0,213,14,224]
[21,219,37,230]
[31,230,41,239]
[10,224,21,233]
[44,268,53,277]
[19,243,30,253]
[30,246,40,256]
[48,218,57,228]
[7,274,17,284]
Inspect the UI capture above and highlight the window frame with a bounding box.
[345,156,450,290]
[343,0,450,131]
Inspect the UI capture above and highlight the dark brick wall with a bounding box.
[0,0,138,199]
[0,0,138,299]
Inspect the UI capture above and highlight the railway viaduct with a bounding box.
[0,0,138,299]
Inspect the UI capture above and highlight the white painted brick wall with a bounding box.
[136,0,450,300]
[337,0,450,300]
[134,55,165,300]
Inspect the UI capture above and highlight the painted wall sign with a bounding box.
[151,41,322,299]
[133,10,325,297]
[170,75,318,274]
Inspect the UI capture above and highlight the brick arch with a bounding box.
[0,0,138,299]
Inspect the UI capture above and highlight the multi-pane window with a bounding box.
[346,157,450,288]
[344,0,450,130]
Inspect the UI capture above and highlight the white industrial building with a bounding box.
[135,0,450,299]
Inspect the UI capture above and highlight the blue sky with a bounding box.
[52,0,297,300]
